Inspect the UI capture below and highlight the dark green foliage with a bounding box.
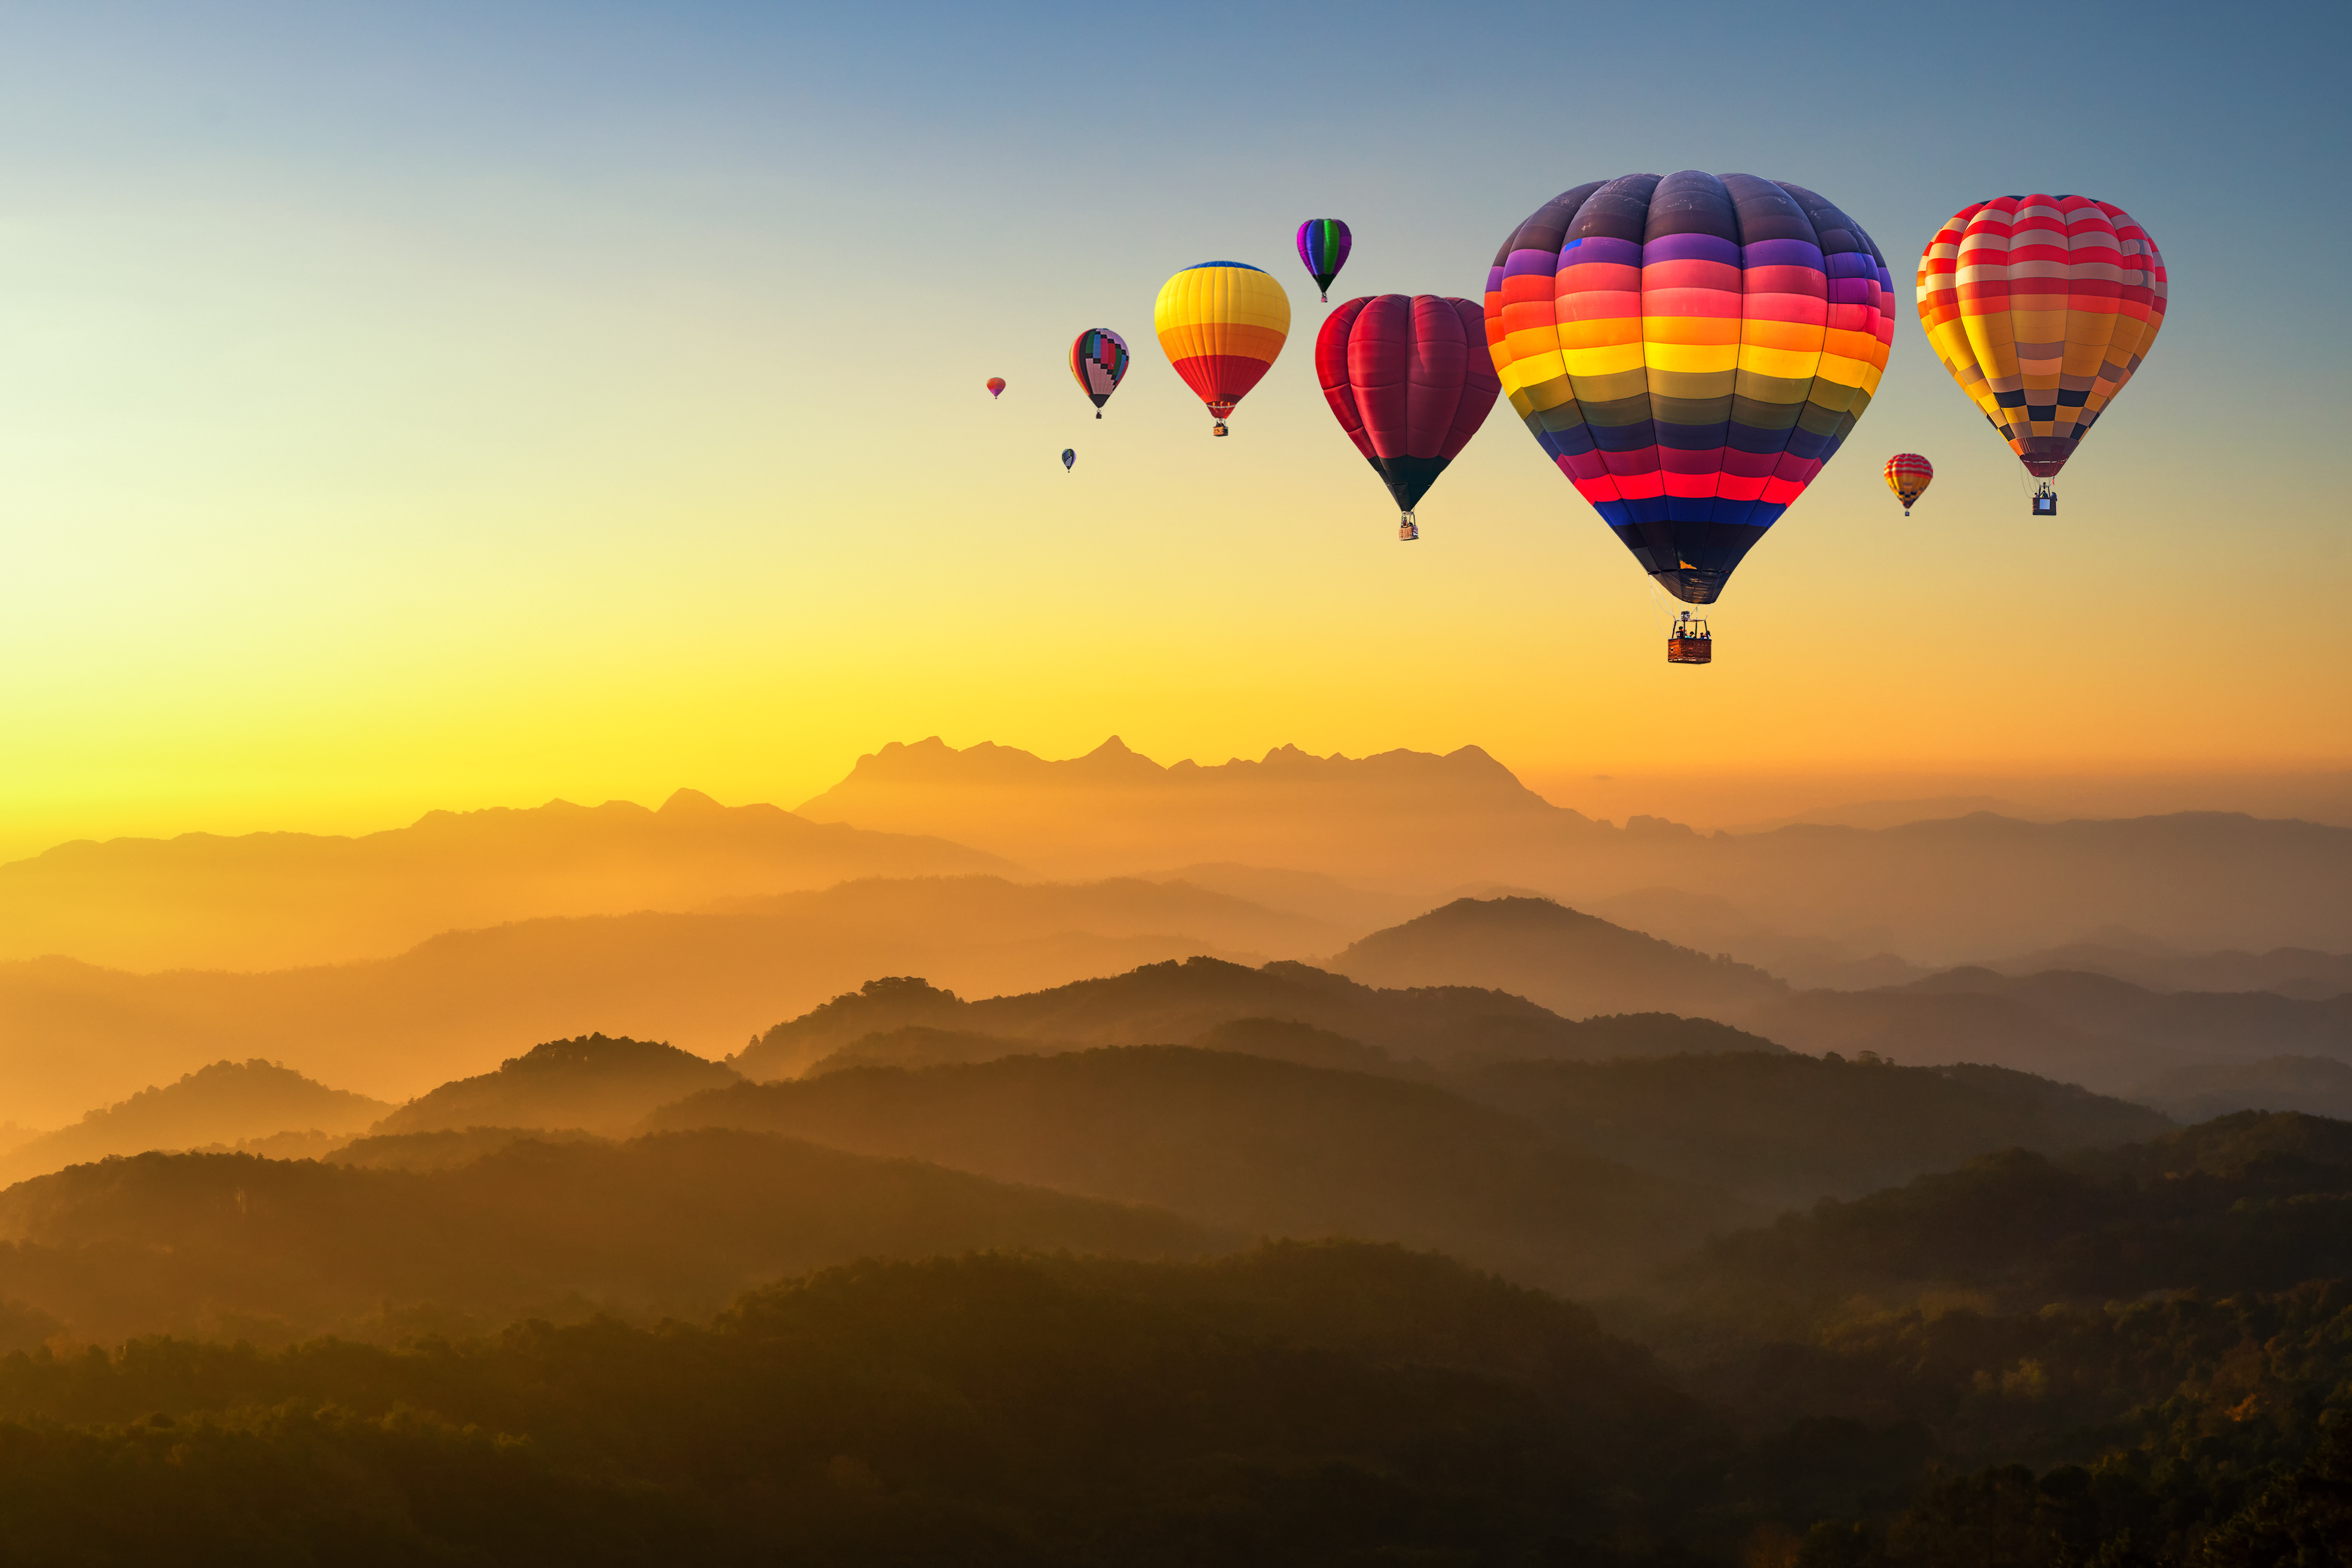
[0,1244,1731,1566]
[1463,1052,2167,1206]
[1663,1113,2352,1318]
[0,1131,1205,1344]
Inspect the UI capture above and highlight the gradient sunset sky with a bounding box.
[1,0,2344,857]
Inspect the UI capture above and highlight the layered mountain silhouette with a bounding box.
[0,1131,1208,1343]
[0,1061,391,1187]
[734,954,1779,1082]
[369,1034,740,1137]
[645,1046,1749,1294]
[1460,1052,2169,1208]
[2132,1055,2352,1122]
[1662,1112,2352,1317]
[0,875,1334,1122]
[796,738,2352,957]
[1753,968,2352,1093]
[0,789,1013,972]
[1982,938,2352,1000]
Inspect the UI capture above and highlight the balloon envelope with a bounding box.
[1061,448,1076,470]
[1296,219,1352,301]
[1916,195,2166,479]
[1884,452,1933,509]
[1486,171,1894,603]
[986,377,1006,398]
[1315,294,1500,522]
[1153,262,1290,430]
[1068,329,1130,415]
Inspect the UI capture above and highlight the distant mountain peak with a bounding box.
[658,788,726,814]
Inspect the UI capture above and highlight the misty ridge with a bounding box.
[3,736,2351,1563]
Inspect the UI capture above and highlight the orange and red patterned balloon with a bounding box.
[1915,195,2166,479]
[1884,452,1933,514]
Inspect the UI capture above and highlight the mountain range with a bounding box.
[800,738,2352,958]
[0,788,1010,971]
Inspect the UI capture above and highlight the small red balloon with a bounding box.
[985,377,1006,399]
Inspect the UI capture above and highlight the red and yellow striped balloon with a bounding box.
[1916,195,2166,479]
[1884,452,1933,513]
[1153,261,1290,436]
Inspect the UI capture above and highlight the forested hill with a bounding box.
[0,1130,1206,1345]
[734,957,1781,1081]
[372,1033,739,1137]
[1660,1110,2352,1317]
[1328,895,1788,1020]
[1461,1051,2169,1206]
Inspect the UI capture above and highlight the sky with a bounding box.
[0,0,2345,858]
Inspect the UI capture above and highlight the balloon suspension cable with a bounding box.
[1398,511,1418,543]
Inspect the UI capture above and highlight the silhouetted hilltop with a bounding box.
[372,1034,739,1137]
[1664,1111,2352,1318]
[0,788,1013,972]
[1462,1052,2168,1208]
[645,1046,1748,1293]
[0,875,1321,1123]
[0,1129,1208,1343]
[1330,896,1787,1019]
[0,1061,390,1186]
[735,956,1771,1081]
[804,1025,1051,1077]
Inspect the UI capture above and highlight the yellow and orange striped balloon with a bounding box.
[1916,195,2166,479]
[1153,261,1289,435]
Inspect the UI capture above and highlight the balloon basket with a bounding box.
[1667,612,1712,664]
[1398,513,1419,543]
[2031,483,2057,517]
[1212,422,1229,437]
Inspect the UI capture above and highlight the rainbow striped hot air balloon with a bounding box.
[1884,452,1933,514]
[1486,172,1894,610]
[1153,262,1290,436]
[1916,195,2166,494]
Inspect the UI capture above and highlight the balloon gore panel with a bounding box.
[1484,172,1894,604]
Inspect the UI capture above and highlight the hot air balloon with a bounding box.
[1061,448,1076,471]
[1315,294,1500,541]
[1153,262,1290,436]
[1916,194,2165,516]
[1486,172,1894,659]
[1884,453,1933,515]
[1068,329,1129,418]
[1296,219,1352,304]
[986,377,1006,399]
